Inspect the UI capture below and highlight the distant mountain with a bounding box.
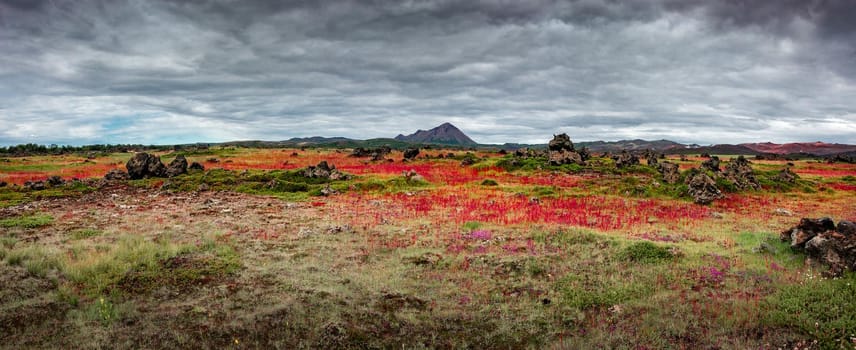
[284,136,354,145]
[578,139,686,152]
[740,142,856,156]
[395,122,477,145]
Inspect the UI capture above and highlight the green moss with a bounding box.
[556,272,653,310]
[70,229,102,240]
[620,241,676,264]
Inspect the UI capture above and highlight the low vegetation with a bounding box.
[1,147,854,348]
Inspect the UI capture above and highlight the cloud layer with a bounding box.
[1,0,855,145]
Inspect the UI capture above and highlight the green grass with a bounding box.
[5,245,64,277]
[763,272,856,348]
[70,229,103,240]
[0,213,54,228]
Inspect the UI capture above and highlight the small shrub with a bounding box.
[481,179,499,186]
[462,221,482,231]
[0,214,54,228]
[620,241,675,264]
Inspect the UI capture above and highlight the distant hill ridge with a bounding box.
[394,122,477,145]
[213,122,856,157]
[740,142,856,156]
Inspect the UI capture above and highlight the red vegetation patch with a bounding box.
[329,188,710,231]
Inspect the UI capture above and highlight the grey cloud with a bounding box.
[0,0,855,146]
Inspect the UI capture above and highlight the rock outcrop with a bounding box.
[403,148,420,161]
[547,134,585,166]
[781,218,856,276]
[722,156,760,190]
[304,161,350,180]
[613,151,640,168]
[775,167,797,183]
[165,155,188,178]
[126,153,166,179]
[657,162,680,184]
[351,146,391,161]
[701,156,720,172]
[686,170,724,204]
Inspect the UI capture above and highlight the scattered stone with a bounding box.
[206,158,220,163]
[460,157,475,166]
[165,155,188,178]
[46,175,64,187]
[722,156,760,190]
[701,156,720,172]
[774,208,793,217]
[781,218,856,276]
[320,184,337,196]
[403,148,420,161]
[402,169,425,182]
[686,171,724,204]
[188,162,205,171]
[25,181,46,191]
[126,152,167,179]
[104,169,130,181]
[710,212,725,219]
[197,183,210,192]
[656,162,680,184]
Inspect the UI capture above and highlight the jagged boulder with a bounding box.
[547,134,584,165]
[780,217,835,248]
[613,151,640,168]
[46,175,64,187]
[549,150,584,166]
[686,171,723,204]
[657,162,680,184]
[775,167,797,183]
[782,218,856,276]
[352,146,391,161]
[165,155,188,178]
[722,156,760,190]
[548,133,574,152]
[403,148,420,161]
[701,156,720,172]
[25,181,46,191]
[304,161,350,180]
[646,151,658,166]
[104,169,130,181]
[189,162,205,171]
[126,152,166,179]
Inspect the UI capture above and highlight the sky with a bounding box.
[1,0,856,146]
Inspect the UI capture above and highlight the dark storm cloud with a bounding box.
[1,0,855,145]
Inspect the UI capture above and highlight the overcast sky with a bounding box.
[1,0,855,146]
